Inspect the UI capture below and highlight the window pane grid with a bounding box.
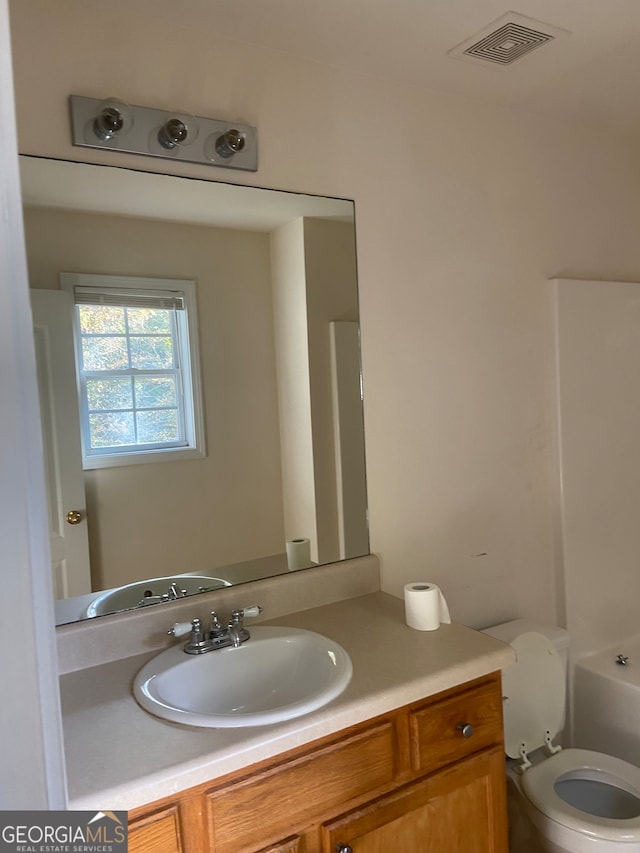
[86,406,180,414]
[64,273,203,469]
[77,303,186,453]
[83,370,181,382]
[79,332,175,340]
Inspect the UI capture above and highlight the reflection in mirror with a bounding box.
[21,157,369,626]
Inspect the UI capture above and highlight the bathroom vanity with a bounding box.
[128,673,506,853]
[59,588,514,853]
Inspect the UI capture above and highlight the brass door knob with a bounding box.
[65,510,83,525]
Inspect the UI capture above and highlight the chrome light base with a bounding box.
[69,94,258,172]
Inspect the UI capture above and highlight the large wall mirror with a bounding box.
[20,156,368,626]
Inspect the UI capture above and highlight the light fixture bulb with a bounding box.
[204,127,249,163]
[216,129,246,158]
[92,98,133,141]
[156,113,199,150]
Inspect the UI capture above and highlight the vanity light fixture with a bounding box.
[70,94,258,172]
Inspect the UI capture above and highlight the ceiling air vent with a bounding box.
[448,12,570,67]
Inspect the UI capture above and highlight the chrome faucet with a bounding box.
[168,605,263,655]
[228,610,249,647]
[136,582,189,608]
[166,582,187,600]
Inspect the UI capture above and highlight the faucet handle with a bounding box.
[168,620,193,638]
[168,618,202,639]
[241,604,263,619]
[227,605,262,647]
[229,604,262,627]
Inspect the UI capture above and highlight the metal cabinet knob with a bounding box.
[457,722,474,738]
[336,845,353,853]
[65,510,83,525]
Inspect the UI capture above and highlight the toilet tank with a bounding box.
[482,619,571,677]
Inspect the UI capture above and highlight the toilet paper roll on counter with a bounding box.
[286,538,312,571]
[404,582,451,631]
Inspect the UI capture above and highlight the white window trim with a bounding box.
[61,272,206,469]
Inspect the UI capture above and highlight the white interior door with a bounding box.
[31,288,92,598]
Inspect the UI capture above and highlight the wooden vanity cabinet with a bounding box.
[322,747,505,853]
[128,799,206,853]
[128,805,182,853]
[253,840,302,853]
[127,673,508,853]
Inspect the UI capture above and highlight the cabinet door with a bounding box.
[254,837,302,853]
[128,805,183,853]
[129,798,207,853]
[322,747,507,853]
[206,722,396,853]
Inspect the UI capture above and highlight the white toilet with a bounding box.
[484,619,640,853]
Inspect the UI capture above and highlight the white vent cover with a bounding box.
[448,12,570,67]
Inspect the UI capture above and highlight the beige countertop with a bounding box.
[60,591,514,811]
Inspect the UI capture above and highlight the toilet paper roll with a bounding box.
[404,582,451,631]
[286,538,312,571]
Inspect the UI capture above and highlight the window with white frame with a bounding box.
[61,273,205,469]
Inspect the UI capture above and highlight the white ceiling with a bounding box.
[20,157,353,230]
[93,0,640,137]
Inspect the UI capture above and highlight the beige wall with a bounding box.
[270,217,361,565]
[11,0,640,638]
[555,279,640,658]
[304,218,360,563]
[270,219,318,557]
[24,206,284,590]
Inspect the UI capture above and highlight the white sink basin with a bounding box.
[133,626,353,728]
[86,575,231,618]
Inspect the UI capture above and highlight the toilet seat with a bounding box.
[501,631,565,761]
[522,748,640,842]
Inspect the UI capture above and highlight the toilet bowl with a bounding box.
[485,620,640,852]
